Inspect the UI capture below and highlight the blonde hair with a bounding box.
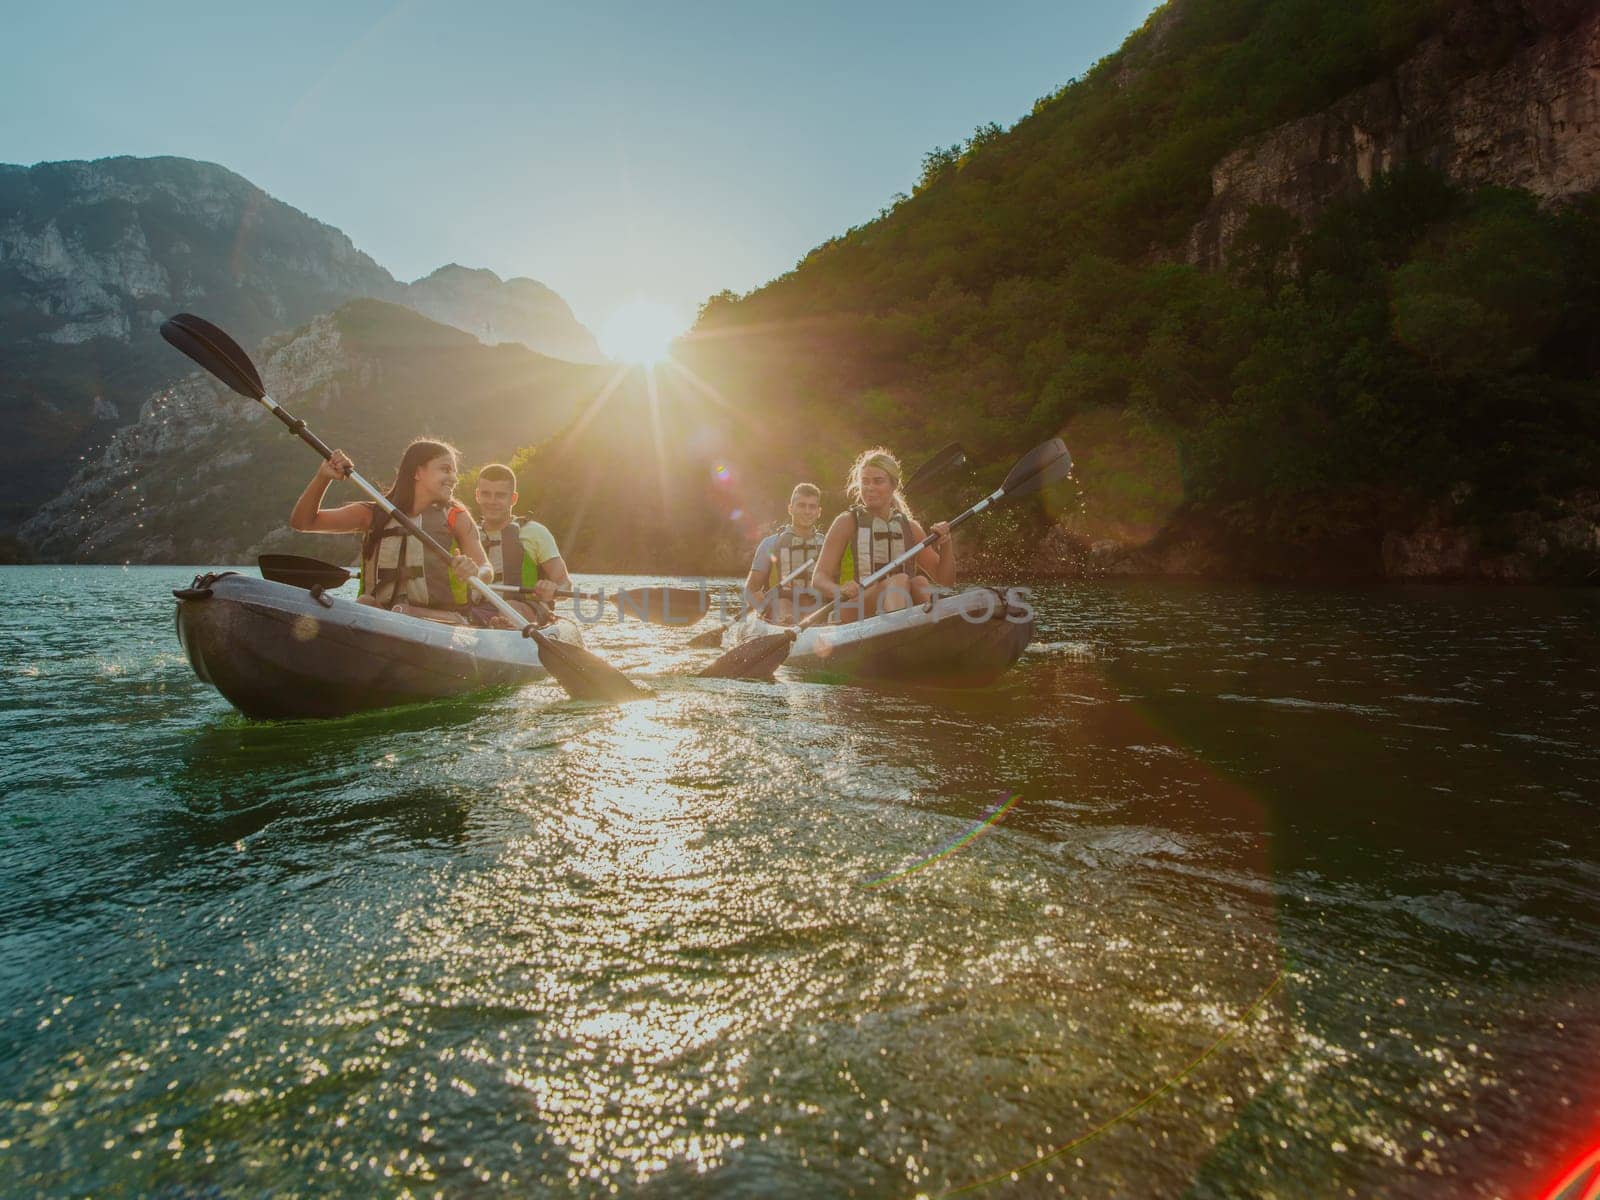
[845,447,914,521]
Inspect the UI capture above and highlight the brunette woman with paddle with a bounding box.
[289,438,492,626]
[811,448,954,624]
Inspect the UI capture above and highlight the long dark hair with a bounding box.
[363,437,460,558]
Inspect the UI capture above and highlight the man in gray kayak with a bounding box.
[742,482,825,623]
[472,463,573,622]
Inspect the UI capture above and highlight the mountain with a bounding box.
[19,301,605,564]
[0,155,601,528]
[663,0,1600,582]
[404,264,602,363]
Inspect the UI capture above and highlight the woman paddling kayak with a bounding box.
[288,438,492,626]
[811,447,954,624]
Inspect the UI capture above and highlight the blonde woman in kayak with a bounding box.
[811,447,954,624]
[289,438,491,626]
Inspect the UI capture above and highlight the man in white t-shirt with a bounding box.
[742,483,824,624]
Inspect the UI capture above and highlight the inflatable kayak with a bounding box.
[173,572,585,719]
[722,587,1034,688]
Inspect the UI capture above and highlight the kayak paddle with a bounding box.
[697,438,1071,680]
[685,556,812,650]
[686,441,967,649]
[902,441,969,492]
[258,551,707,625]
[259,553,352,590]
[161,312,647,703]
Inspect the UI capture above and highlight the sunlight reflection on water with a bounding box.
[0,569,1596,1197]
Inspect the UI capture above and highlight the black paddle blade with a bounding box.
[1000,438,1073,501]
[160,313,266,400]
[697,630,796,680]
[612,586,712,627]
[687,623,727,649]
[528,628,649,702]
[903,442,967,492]
[258,554,351,590]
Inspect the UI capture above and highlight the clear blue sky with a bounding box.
[1,0,1161,334]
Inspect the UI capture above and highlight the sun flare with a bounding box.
[600,298,685,365]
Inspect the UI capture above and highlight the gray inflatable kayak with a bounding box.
[173,572,583,719]
[722,587,1034,687]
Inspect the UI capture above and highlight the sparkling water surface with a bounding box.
[1,566,1597,1198]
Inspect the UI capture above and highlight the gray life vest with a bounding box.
[360,501,468,610]
[770,525,825,585]
[482,520,540,589]
[841,504,908,583]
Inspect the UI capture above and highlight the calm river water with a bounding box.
[1,566,1596,1198]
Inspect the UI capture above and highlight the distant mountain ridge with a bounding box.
[0,155,602,526]
[403,264,601,361]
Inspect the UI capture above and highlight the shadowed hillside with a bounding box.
[22,302,605,564]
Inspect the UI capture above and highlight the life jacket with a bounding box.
[483,520,541,589]
[768,524,824,587]
[359,500,470,610]
[839,505,908,584]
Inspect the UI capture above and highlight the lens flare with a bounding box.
[863,792,1021,888]
[599,298,686,365]
[1536,1138,1600,1200]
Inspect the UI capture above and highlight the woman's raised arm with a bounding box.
[289,449,371,534]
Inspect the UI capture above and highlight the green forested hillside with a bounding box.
[653,0,1599,578]
[746,0,1453,309]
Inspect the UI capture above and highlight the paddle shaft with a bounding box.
[858,485,998,588]
[489,583,700,602]
[257,391,531,629]
[773,556,815,589]
[494,583,599,600]
[798,486,1000,630]
[724,548,814,620]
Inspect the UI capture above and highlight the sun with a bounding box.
[599,298,685,365]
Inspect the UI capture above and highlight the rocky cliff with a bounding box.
[18,301,608,564]
[1188,0,1600,265]
[0,156,601,526]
